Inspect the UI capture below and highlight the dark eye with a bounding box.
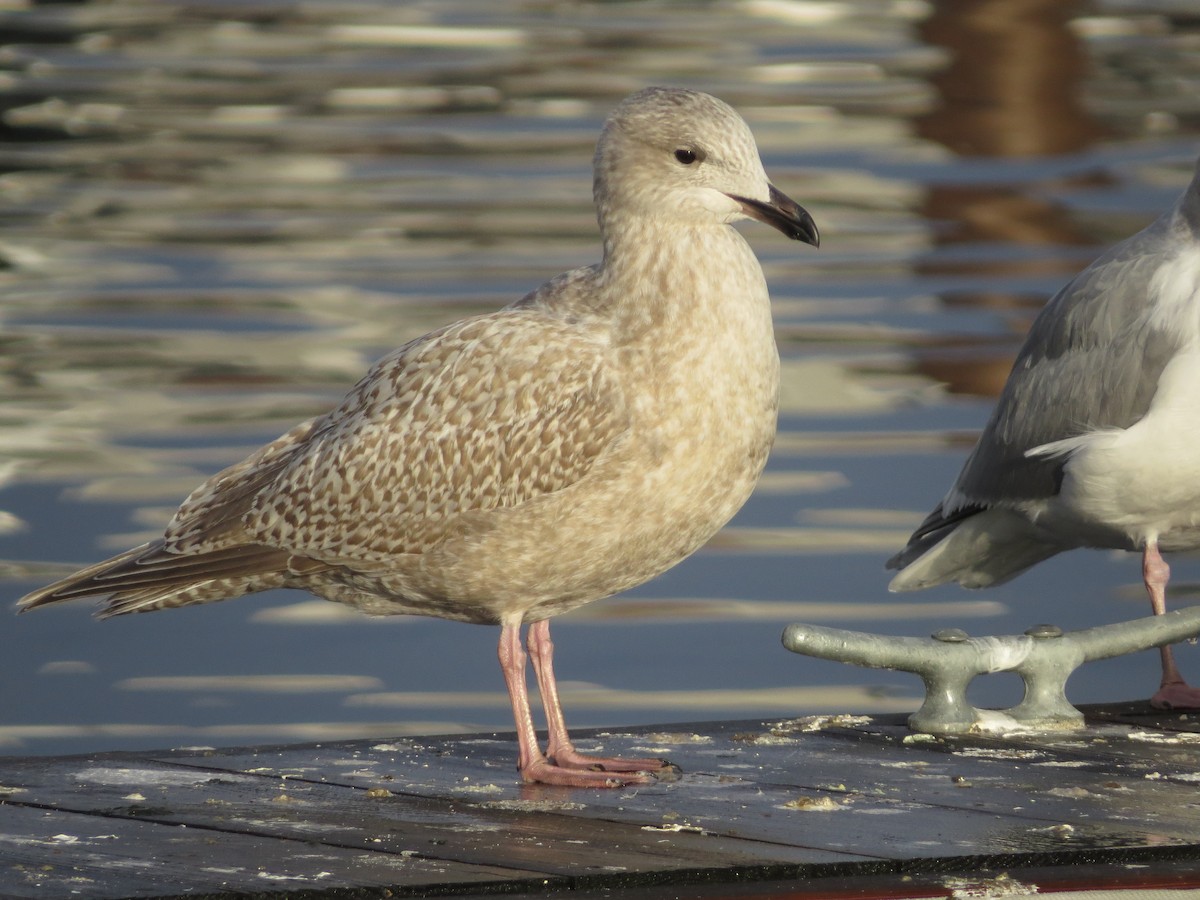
[674,148,699,165]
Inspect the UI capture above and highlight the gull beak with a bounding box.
[727,184,820,247]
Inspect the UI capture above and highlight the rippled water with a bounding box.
[2,0,1200,756]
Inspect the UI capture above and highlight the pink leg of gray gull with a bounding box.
[1144,540,1200,709]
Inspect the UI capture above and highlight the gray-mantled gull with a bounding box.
[888,156,1200,710]
[17,87,819,787]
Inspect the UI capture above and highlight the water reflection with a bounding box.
[916,0,1106,156]
[910,0,1111,399]
[1,0,1199,756]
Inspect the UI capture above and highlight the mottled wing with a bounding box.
[164,417,327,551]
[21,300,624,614]
[207,309,627,562]
[18,421,323,613]
[511,264,604,318]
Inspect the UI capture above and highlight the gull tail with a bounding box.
[886,506,1062,592]
[17,540,292,618]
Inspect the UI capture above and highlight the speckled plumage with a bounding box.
[19,87,819,786]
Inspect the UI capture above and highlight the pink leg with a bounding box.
[498,623,651,787]
[526,619,671,778]
[1144,541,1200,709]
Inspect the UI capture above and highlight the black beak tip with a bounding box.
[729,189,820,249]
[790,214,820,248]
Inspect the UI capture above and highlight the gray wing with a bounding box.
[891,213,1186,564]
[950,218,1183,509]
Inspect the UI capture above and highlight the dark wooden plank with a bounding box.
[1087,699,1200,733]
[503,860,1200,900]
[4,710,1200,898]
[510,720,1200,858]
[694,716,1200,838]
[0,801,516,899]
[157,714,1200,860]
[0,749,867,892]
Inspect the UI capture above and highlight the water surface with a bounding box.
[3,0,1200,755]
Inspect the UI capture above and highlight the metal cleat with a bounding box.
[781,606,1200,735]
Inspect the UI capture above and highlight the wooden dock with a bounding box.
[2,704,1200,898]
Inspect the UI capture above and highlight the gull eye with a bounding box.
[674,148,701,165]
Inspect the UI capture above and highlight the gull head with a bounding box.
[593,87,819,247]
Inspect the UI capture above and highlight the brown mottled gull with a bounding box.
[18,87,819,787]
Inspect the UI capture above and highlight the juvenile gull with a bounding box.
[18,88,819,787]
[888,156,1200,710]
